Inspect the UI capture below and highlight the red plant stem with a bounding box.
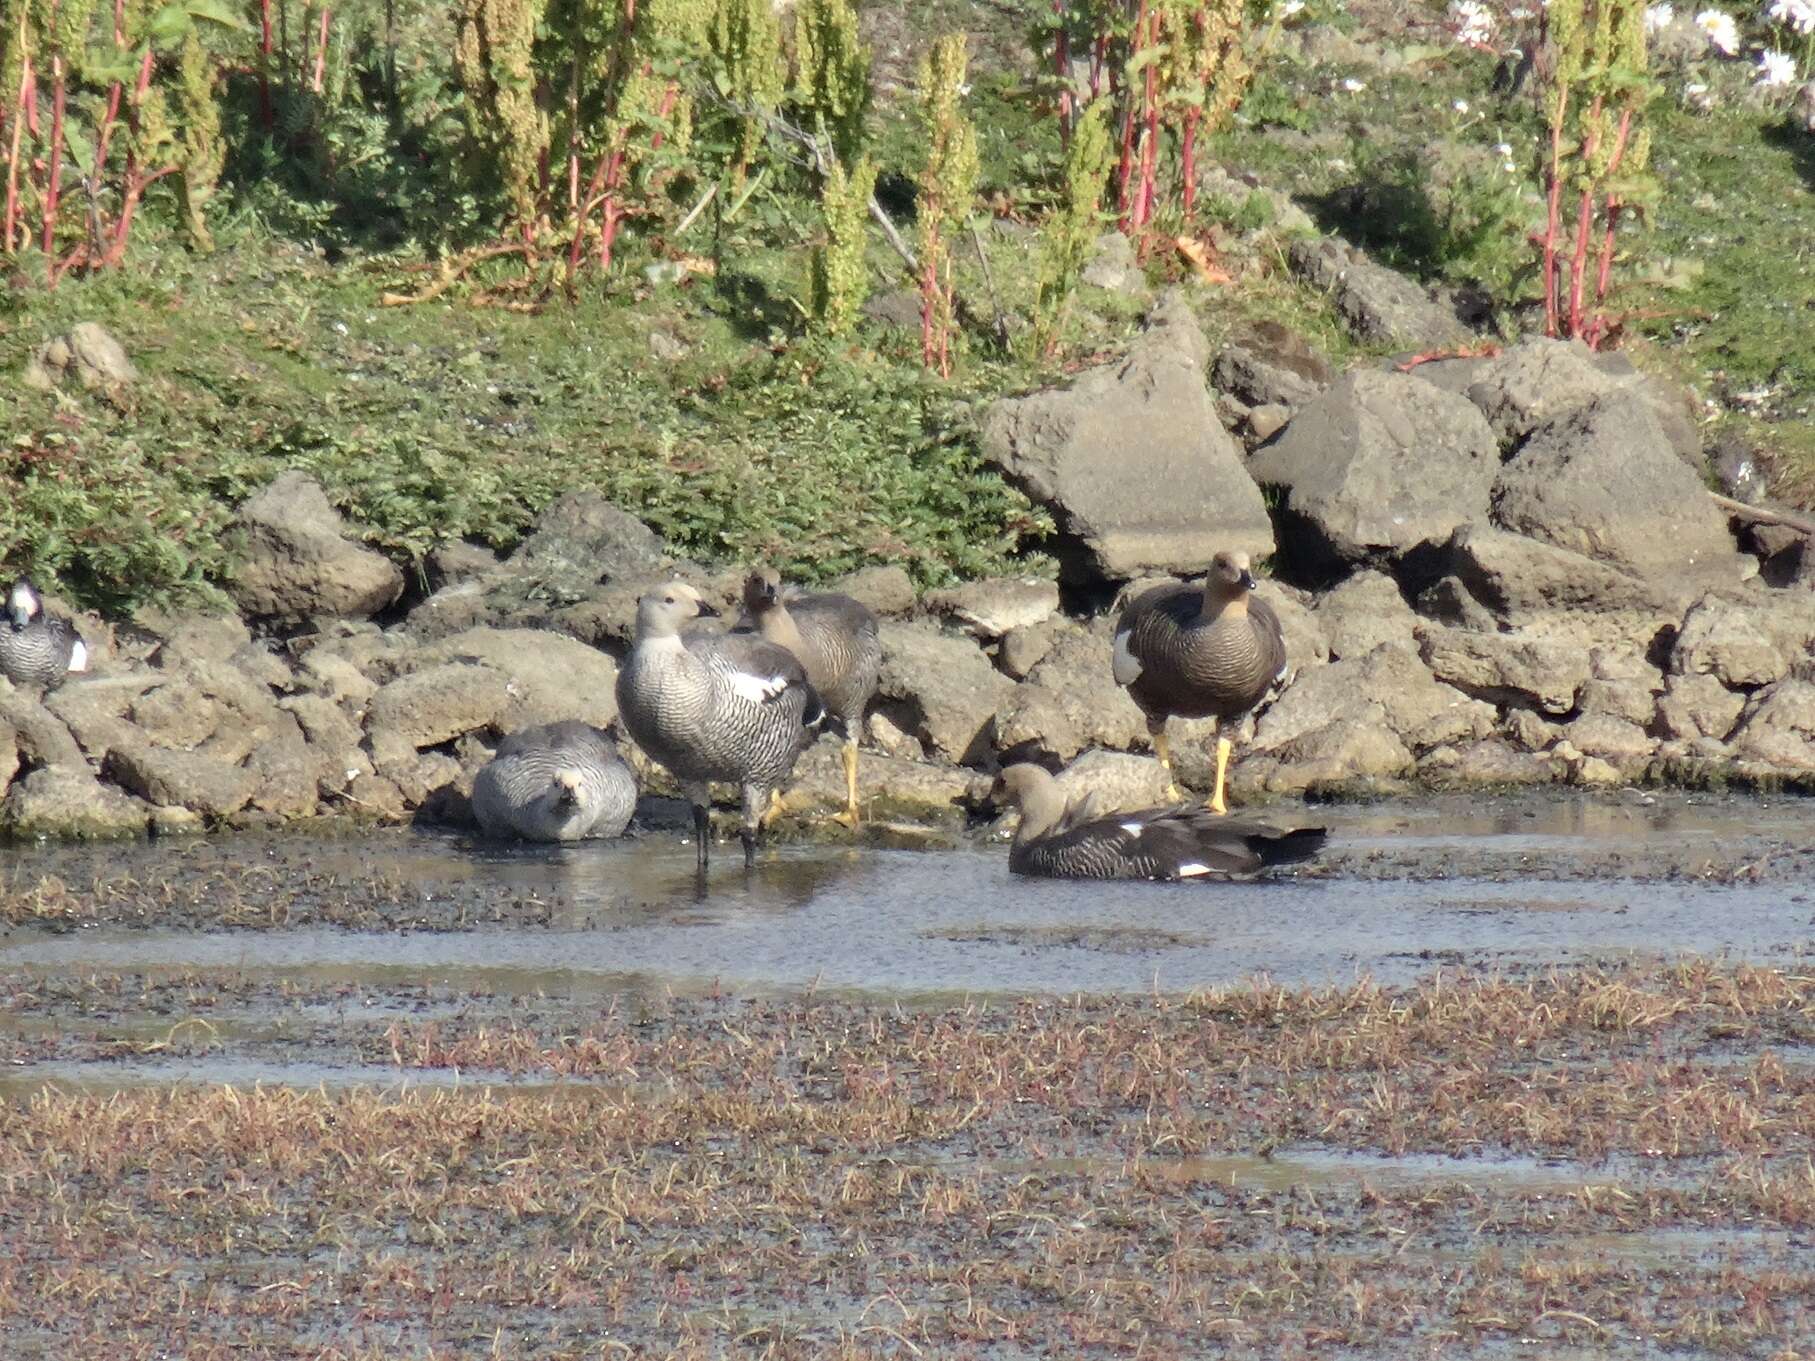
[1133,6,1159,233]
[1590,106,1635,309]
[1053,1,1071,149]
[1115,0,1149,230]
[921,245,939,372]
[311,9,331,94]
[259,0,275,129]
[41,56,64,260]
[1540,86,1568,338]
[1565,94,1605,341]
[100,47,158,269]
[1091,32,1107,100]
[4,80,26,253]
[1180,106,1200,226]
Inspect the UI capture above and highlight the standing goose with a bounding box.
[738,567,880,826]
[1112,550,1286,814]
[991,763,1325,881]
[471,721,638,843]
[0,578,89,689]
[617,581,824,869]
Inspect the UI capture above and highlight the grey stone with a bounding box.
[1420,737,1555,787]
[1671,593,1815,689]
[1248,714,1415,795]
[995,622,1150,761]
[876,623,1014,765]
[365,662,515,749]
[1253,642,1494,756]
[1054,750,1174,811]
[1463,338,1699,462]
[1081,231,1141,292]
[1564,713,1656,768]
[1727,679,1815,771]
[981,290,1274,581]
[230,471,405,624]
[4,766,152,839]
[833,565,918,616]
[1492,392,1745,586]
[135,609,252,667]
[997,621,1057,680]
[22,322,138,391]
[411,627,620,730]
[1213,319,1333,410]
[104,744,257,818]
[43,675,156,761]
[861,289,924,332]
[429,540,503,587]
[1654,673,1745,742]
[1417,626,1590,715]
[0,693,86,768]
[297,650,377,706]
[1248,369,1497,568]
[783,738,972,825]
[1578,674,1662,726]
[1314,571,1418,662]
[1246,404,1290,443]
[244,712,323,819]
[1288,237,1470,350]
[130,683,223,750]
[1415,576,1500,633]
[1504,708,1564,753]
[508,490,668,594]
[924,577,1060,640]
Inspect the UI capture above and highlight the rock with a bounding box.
[411,627,620,730]
[243,712,323,818]
[1563,713,1656,768]
[1418,625,1590,715]
[1727,680,1815,770]
[1287,237,1469,350]
[1246,404,1290,443]
[230,472,406,624]
[865,712,923,760]
[1670,593,1815,689]
[924,577,1060,640]
[1460,338,1703,465]
[862,289,924,331]
[43,675,157,761]
[833,565,918,616]
[0,723,15,795]
[296,650,377,706]
[0,693,86,768]
[1443,524,1688,649]
[1492,392,1745,586]
[365,662,514,750]
[875,623,1015,765]
[4,766,152,839]
[281,694,370,788]
[1081,231,1141,292]
[1248,370,1497,570]
[1654,673,1745,742]
[1552,743,1624,787]
[997,622,1057,680]
[135,609,252,667]
[1257,579,1330,673]
[341,772,409,821]
[1314,571,1419,661]
[1249,715,1414,795]
[22,322,139,391]
[781,739,972,824]
[429,540,502,588]
[370,733,464,808]
[103,744,257,818]
[1415,575,1499,633]
[1213,320,1333,410]
[1253,642,1495,757]
[1504,708,1564,753]
[1053,749,1175,812]
[507,490,668,600]
[130,683,223,750]
[1578,674,1662,726]
[994,622,1150,761]
[1420,737,1555,787]
[981,290,1274,581]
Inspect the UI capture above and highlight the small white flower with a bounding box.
[1454,98,1471,113]
[1695,8,1741,53]
[1757,48,1799,84]
[1450,0,1497,44]
[1341,77,1367,91]
[1494,141,1514,156]
[1767,0,1815,36]
[1278,0,1306,16]
[1644,2,1676,31]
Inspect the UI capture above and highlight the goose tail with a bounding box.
[1249,825,1327,868]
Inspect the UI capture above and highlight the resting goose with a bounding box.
[738,567,880,825]
[1112,550,1285,814]
[616,582,824,868]
[0,578,88,688]
[471,721,637,843]
[991,763,1325,881]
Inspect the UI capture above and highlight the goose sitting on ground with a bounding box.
[1112,550,1286,814]
[617,582,824,869]
[991,763,1326,881]
[471,721,638,843]
[738,567,880,826]
[0,578,88,688]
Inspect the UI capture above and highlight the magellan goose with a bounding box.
[471,721,638,843]
[0,578,88,688]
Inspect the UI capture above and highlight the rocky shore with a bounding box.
[5,290,1813,842]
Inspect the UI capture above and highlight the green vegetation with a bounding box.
[1,0,1810,613]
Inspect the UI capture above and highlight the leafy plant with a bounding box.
[809,151,877,335]
[1032,99,1113,357]
[914,33,979,376]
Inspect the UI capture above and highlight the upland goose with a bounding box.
[0,578,88,688]
[991,763,1325,881]
[617,581,824,868]
[471,720,638,843]
[1112,550,1285,814]
[738,567,881,825]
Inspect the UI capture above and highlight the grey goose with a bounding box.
[471,720,638,843]
[0,578,88,688]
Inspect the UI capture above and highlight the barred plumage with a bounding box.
[471,721,638,843]
[617,582,824,868]
[738,567,880,825]
[0,579,88,689]
[993,763,1326,882]
[1111,551,1287,814]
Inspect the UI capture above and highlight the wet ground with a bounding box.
[1,788,1811,1358]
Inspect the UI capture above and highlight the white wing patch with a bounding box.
[1110,630,1143,686]
[1176,862,1212,878]
[65,639,88,673]
[727,670,791,704]
[1119,821,1145,836]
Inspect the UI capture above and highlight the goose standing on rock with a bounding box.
[0,578,88,688]
[738,567,880,826]
[1112,550,1286,814]
[991,763,1324,880]
[617,581,824,869]
[471,721,638,843]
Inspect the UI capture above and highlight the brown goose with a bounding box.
[991,763,1325,881]
[738,567,880,826]
[1111,550,1286,814]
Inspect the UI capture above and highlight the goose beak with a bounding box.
[694,599,721,619]
[1238,569,1257,592]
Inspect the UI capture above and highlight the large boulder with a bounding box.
[505,490,670,600]
[1252,642,1496,758]
[410,627,620,730]
[1054,750,1174,811]
[923,577,1060,641]
[1727,680,1815,771]
[1491,392,1745,586]
[4,766,152,839]
[1670,593,1815,689]
[104,744,258,818]
[1314,570,1419,661]
[875,623,1014,765]
[1213,319,1334,411]
[1288,238,1470,350]
[22,322,139,392]
[1249,370,1498,571]
[1417,625,1591,715]
[230,472,405,624]
[364,661,515,749]
[994,621,1150,760]
[980,291,1274,581]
